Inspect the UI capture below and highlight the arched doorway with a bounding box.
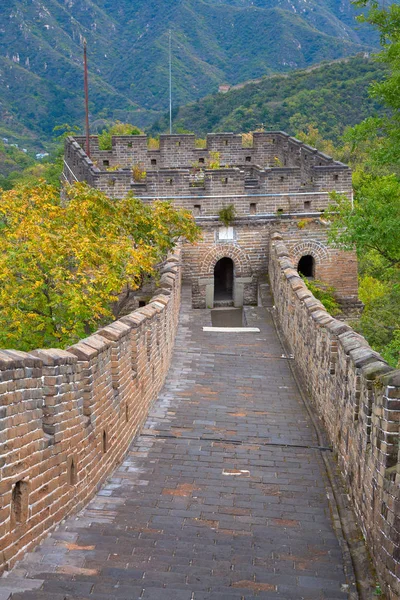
[214,257,234,302]
[298,255,315,278]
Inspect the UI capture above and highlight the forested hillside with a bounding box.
[0,0,377,148]
[152,56,385,140]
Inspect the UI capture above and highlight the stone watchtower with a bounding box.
[63,131,360,313]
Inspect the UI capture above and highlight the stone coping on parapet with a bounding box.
[194,212,330,224]
[121,164,349,175]
[269,232,395,383]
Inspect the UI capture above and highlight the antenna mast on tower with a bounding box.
[83,38,91,158]
[169,30,172,135]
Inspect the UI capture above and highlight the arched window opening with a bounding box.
[298,255,315,278]
[214,257,234,302]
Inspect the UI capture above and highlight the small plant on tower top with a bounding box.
[206,151,221,169]
[132,163,146,182]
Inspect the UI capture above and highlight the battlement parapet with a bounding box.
[65,130,347,179]
[63,134,352,217]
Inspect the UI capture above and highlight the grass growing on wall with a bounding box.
[301,276,340,316]
[218,204,236,226]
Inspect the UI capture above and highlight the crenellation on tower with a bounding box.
[67,131,350,173]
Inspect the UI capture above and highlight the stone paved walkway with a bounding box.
[2,286,350,600]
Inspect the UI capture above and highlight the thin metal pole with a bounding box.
[169,30,172,135]
[83,39,91,158]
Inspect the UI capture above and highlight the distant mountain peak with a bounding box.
[0,0,377,147]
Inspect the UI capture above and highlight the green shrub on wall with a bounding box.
[206,151,221,169]
[218,204,236,226]
[301,275,340,315]
[98,122,142,150]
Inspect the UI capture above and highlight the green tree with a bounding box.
[328,176,400,268]
[350,1,400,170]
[327,179,400,367]
[98,122,142,150]
[325,1,400,367]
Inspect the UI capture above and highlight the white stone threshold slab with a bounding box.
[202,327,261,333]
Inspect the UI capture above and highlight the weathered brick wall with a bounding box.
[63,138,101,186]
[0,253,182,573]
[269,233,400,599]
[90,167,351,215]
[279,220,359,298]
[183,221,269,308]
[183,219,359,307]
[140,166,351,215]
[64,133,352,207]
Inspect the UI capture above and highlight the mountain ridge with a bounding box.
[150,55,385,141]
[0,0,378,148]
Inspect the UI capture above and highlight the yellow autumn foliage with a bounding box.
[0,182,199,350]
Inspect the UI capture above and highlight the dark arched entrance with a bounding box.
[214,257,234,302]
[298,255,315,278]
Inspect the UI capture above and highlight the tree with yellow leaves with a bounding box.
[0,182,199,350]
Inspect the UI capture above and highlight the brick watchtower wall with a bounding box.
[63,132,358,312]
[184,218,359,310]
[0,253,181,573]
[63,133,352,210]
[269,233,400,599]
[65,131,348,172]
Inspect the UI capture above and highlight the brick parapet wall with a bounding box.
[63,134,352,209]
[0,252,182,573]
[268,233,400,598]
[63,138,101,186]
[69,131,346,171]
[64,165,351,217]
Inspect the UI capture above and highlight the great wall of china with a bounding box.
[0,132,399,598]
